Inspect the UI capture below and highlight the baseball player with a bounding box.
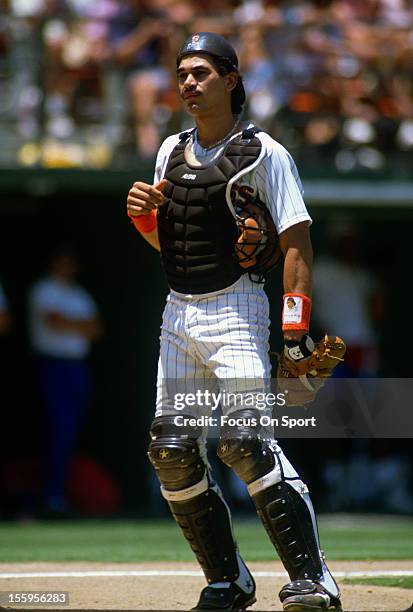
[127,32,342,612]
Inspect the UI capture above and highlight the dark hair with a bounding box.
[210,57,246,116]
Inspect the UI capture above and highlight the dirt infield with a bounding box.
[0,561,412,611]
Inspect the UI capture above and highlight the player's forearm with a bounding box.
[280,222,313,340]
[283,246,312,296]
[280,222,313,296]
[282,250,312,341]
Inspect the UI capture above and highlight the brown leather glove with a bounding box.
[277,334,346,406]
[234,200,281,273]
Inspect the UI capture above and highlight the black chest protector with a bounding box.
[157,127,263,294]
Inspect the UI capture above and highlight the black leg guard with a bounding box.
[149,416,240,584]
[253,481,323,581]
[217,412,323,582]
[170,487,240,583]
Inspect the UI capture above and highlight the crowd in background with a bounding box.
[0,0,412,171]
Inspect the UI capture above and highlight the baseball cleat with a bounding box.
[279,580,342,611]
[192,582,257,610]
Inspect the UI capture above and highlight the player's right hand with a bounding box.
[127,179,167,217]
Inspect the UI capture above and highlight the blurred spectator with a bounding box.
[323,439,413,513]
[312,219,413,513]
[238,24,280,129]
[95,0,174,158]
[28,247,102,515]
[312,219,384,376]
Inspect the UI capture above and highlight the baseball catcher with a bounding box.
[127,32,343,612]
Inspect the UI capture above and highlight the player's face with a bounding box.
[176,55,235,117]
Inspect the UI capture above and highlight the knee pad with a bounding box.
[217,410,276,486]
[148,415,207,499]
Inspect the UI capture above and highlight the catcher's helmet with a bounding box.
[176,32,246,114]
[177,32,239,70]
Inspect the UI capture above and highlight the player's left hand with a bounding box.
[277,334,346,406]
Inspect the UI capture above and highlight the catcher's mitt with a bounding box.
[277,334,346,406]
[234,200,281,276]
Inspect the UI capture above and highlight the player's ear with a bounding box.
[225,71,238,93]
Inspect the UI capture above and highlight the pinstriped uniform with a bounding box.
[156,274,271,417]
[148,123,342,604]
[154,122,311,424]
[155,271,302,500]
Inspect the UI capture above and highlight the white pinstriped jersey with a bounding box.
[154,123,310,425]
[153,122,312,236]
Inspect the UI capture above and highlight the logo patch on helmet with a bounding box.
[192,34,200,43]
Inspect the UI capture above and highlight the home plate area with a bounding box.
[0,561,412,611]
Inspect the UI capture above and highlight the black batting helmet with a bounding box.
[176,32,246,115]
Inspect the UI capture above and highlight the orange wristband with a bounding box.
[129,210,157,234]
[282,293,312,332]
